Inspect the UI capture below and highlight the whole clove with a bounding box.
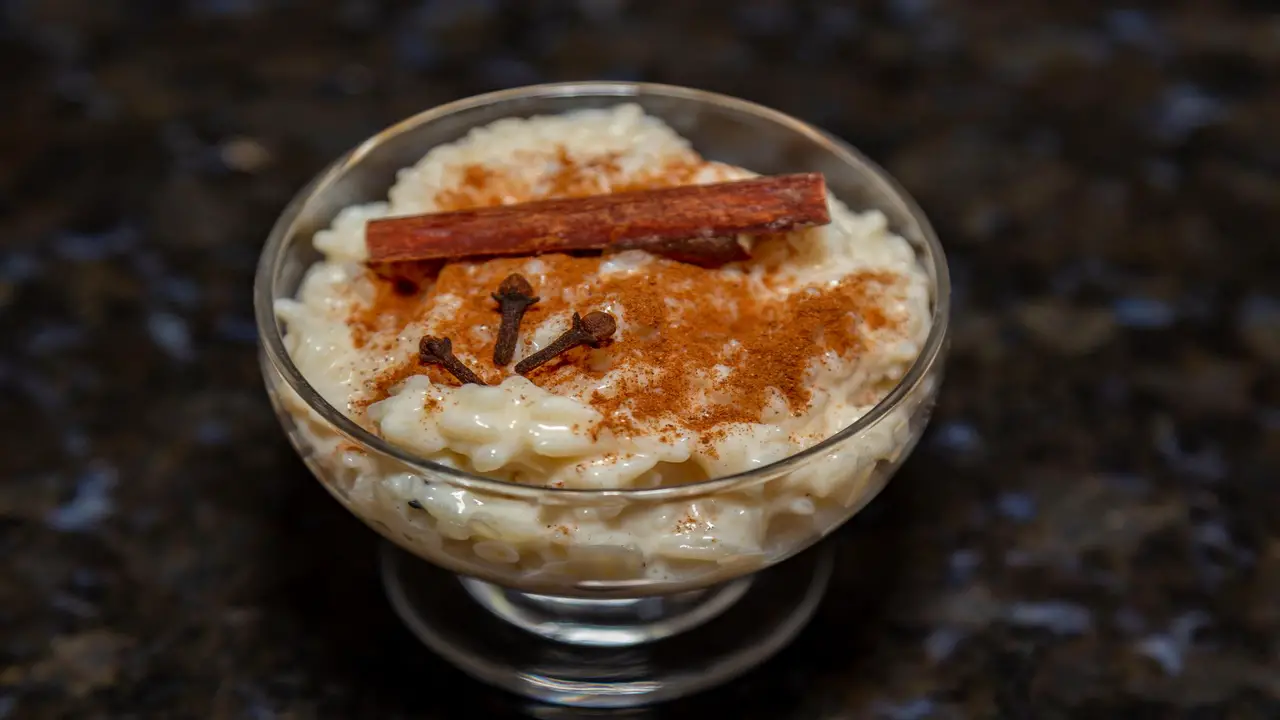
[419,336,486,385]
[514,311,617,375]
[491,273,539,366]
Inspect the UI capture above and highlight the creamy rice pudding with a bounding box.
[272,104,932,583]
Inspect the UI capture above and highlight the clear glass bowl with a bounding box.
[254,82,949,708]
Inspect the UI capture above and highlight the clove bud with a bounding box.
[514,311,617,375]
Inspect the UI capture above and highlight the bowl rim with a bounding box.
[254,80,951,500]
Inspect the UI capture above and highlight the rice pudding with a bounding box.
[271,104,933,584]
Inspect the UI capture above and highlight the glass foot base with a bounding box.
[380,543,834,708]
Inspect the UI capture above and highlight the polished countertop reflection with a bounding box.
[1,1,1277,717]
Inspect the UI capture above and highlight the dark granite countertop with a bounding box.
[2,1,1277,717]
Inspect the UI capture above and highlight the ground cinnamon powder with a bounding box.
[347,148,904,437]
[348,260,441,349]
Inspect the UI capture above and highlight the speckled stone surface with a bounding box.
[2,1,1278,718]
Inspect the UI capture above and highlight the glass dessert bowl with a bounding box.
[254,82,949,708]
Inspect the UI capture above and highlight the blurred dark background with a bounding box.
[1,1,1277,717]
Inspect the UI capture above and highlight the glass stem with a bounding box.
[458,576,755,647]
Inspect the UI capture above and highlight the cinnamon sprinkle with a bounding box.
[348,261,441,349]
[430,145,705,212]
[346,148,904,435]
[355,252,901,435]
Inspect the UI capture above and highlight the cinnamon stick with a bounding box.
[365,173,830,266]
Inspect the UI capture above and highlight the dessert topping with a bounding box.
[514,311,618,375]
[418,336,486,385]
[365,173,831,267]
[491,273,539,366]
